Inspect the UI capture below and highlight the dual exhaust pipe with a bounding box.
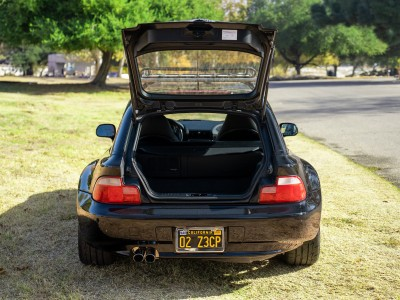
[131,247,157,263]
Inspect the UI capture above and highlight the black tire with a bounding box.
[282,231,320,266]
[78,229,115,266]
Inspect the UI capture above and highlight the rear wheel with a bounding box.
[78,229,115,266]
[282,231,320,266]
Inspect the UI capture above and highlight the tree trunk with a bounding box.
[26,63,34,76]
[117,54,125,78]
[91,50,113,87]
[91,50,101,75]
[351,64,358,77]
[295,64,301,75]
[333,65,338,77]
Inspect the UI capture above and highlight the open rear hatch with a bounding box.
[122,20,277,114]
[122,21,276,202]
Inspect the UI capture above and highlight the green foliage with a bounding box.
[0,0,41,46]
[222,0,248,22]
[312,0,400,55]
[0,0,224,51]
[8,45,50,75]
[323,24,387,58]
[0,0,223,84]
[31,0,154,53]
[313,53,340,68]
[150,0,224,22]
[248,0,327,74]
[313,25,387,76]
[248,0,390,75]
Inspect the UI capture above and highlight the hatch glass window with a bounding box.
[137,50,261,95]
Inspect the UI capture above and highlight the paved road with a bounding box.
[269,79,400,187]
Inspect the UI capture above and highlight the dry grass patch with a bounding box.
[0,80,399,299]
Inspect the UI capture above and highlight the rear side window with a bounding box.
[137,50,261,95]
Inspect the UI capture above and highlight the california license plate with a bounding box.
[175,227,225,253]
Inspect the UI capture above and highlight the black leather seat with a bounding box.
[139,115,178,143]
[217,114,259,141]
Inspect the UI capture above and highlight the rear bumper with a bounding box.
[77,191,321,262]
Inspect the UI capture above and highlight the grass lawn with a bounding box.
[0,79,399,299]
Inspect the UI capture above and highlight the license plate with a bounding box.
[175,227,224,253]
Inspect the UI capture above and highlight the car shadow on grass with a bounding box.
[0,81,128,95]
[0,189,306,299]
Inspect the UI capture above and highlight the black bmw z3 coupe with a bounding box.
[77,20,322,266]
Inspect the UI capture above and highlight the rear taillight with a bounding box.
[259,176,306,204]
[92,176,141,205]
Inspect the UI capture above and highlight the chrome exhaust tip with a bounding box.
[144,247,156,263]
[132,247,146,263]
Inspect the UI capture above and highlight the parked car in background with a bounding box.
[77,20,322,266]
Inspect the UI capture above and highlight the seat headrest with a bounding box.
[217,114,259,141]
[140,115,179,143]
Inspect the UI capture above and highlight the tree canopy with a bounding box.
[247,0,391,75]
[31,0,155,86]
[5,45,49,76]
[323,24,387,58]
[1,0,397,80]
[151,0,223,21]
[320,24,387,75]
[312,0,400,56]
[248,0,328,75]
[0,0,224,86]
